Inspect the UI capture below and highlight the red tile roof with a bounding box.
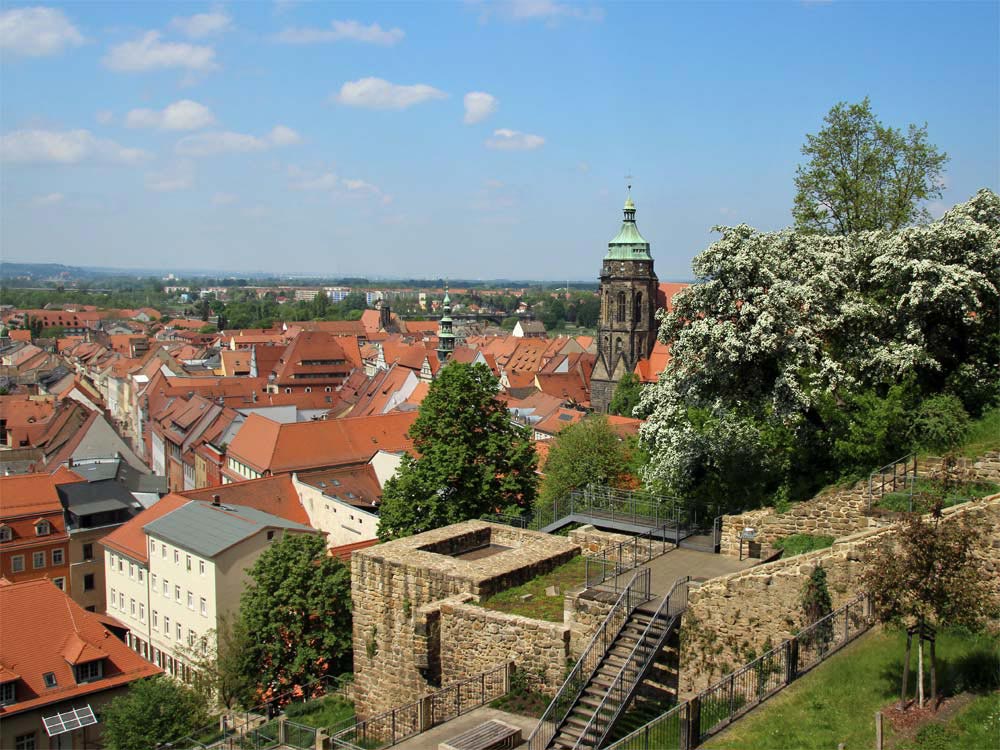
[0,579,161,717]
[328,538,378,562]
[227,411,417,475]
[101,494,189,564]
[180,474,310,525]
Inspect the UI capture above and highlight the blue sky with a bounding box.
[1,1,997,281]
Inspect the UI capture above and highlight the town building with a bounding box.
[0,578,161,750]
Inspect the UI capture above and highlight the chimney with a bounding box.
[212,494,221,507]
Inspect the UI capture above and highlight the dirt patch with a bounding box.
[884,693,975,748]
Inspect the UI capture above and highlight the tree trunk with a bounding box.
[900,630,912,709]
[917,636,925,708]
[929,636,937,710]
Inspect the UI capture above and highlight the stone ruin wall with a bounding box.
[680,495,1000,698]
[719,451,1000,557]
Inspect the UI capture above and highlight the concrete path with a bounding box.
[391,707,537,750]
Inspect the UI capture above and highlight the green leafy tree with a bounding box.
[862,505,997,709]
[538,416,632,508]
[907,394,969,454]
[575,295,601,328]
[238,533,352,702]
[176,615,255,710]
[378,362,538,539]
[793,97,948,234]
[609,372,643,417]
[102,676,209,750]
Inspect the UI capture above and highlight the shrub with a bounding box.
[909,394,969,453]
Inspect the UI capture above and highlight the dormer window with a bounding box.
[35,520,51,537]
[0,681,15,706]
[43,672,57,688]
[74,660,103,684]
[0,526,11,542]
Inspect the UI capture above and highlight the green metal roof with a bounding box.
[606,198,651,260]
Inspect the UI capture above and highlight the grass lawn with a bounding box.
[702,626,998,750]
[878,477,1000,513]
[772,533,835,556]
[481,554,587,621]
[956,407,1000,459]
[283,694,355,730]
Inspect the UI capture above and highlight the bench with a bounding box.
[439,719,523,750]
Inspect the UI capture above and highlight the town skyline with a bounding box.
[2,1,997,279]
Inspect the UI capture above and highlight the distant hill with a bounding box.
[0,262,100,280]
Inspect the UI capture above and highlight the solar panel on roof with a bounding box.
[43,705,97,736]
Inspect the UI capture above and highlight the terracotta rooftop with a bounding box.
[101,493,189,564]
[0,579,161,717]
[180,474,310,525]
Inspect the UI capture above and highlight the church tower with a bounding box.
[591,192,659,413]
[435,287,455,364]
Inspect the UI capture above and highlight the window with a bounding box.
[139,603,145,622]
[161,544,166,559]
[83,543,93,560]
[199,560,205,575]
[117,557,123,573]
[129,563,135,579]
[138,569,144,583]
[188,629,196,646]
[176,623,182,641]
[616,291,626,323]
[152,610,158,627]
[42,672,57,688]
[11,555,24,573]
[175,585,181,601]
[0,527,11,542]
[151,573,157,590]
[200,597,207,616]
[0,681,15,706]
[32,551,45,569]
[119,592,124,610]
[153,648,161,667]
[187,591,193,609]
[14,733,35,750]
[164,615,170,633]
[186,555,192,572]
[84,573,95,591]
[53,578,65,591]
[149,539,155,554]
[35,520,50,536]
[52,548,64,565]
[163,579,169,597]
[174,549,179,564]
[110,587,117,608]
[130,598,136,616]
[75,660,103,683]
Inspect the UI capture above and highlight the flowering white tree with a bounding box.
[639,189,999,508]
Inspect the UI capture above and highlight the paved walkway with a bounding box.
[607,547,756,611]
[392,707,536,750]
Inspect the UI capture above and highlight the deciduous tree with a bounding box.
[377,362,537,539]
[538,416,632,509]
[793,97,948,234]
[102,676,209,750]
[237,533,352,702]
[609,372,643,417]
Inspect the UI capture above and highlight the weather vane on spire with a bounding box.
[625,172,633,196]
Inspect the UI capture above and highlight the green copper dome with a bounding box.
[606,195,651,260]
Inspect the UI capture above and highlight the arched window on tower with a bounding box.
[604,290,610,323]
[616,292,626,323]
[634,292,643,324]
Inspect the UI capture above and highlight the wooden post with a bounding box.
[929,632,938,710]
[900,629,912,709]
[875,711,883,750]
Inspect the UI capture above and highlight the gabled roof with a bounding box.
[101,493,189,564]
[227,411,417,475]
[297,464,382,511]
[0,579,161,717]
[0,472,64,517]
[143,501,315,558]
[180,474,310,525]
[655,282,691,313]
[634,340,671,384]
[534,408,586,436]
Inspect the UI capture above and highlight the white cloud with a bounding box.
[275,20,404,46]
[478,0,604,23]
[96,110,114,125]
[463,92,498,125]
[0,129,149,165]
[290,169,390,203]
[334,77,446,110]
[212,192,238,205]
[175,125,301,156]
[126,100,216,131]
[33,192,64,206]
[0,6,83,57]
[170,9,232,38]
[292,171,340,191]
[145,162,195,192]
[485,128,545,151]
[103,31,217,72]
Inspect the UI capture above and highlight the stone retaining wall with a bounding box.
[680,495,1000,697]
[563,587,617,658]
[719,451,1000,557]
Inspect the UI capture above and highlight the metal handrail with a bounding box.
[572,577,690,749]
[867,453,918,511]
[584,523,672,590]
[526,568,651,750]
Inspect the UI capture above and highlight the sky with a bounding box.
[1,1,997,281]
